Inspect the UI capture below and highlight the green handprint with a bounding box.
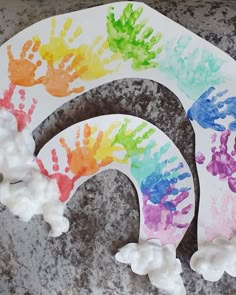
[111,118,155,159]
[106,3,163,70]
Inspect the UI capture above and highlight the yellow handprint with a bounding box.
[38,17,82,64]
[72,36,121,80]
[89,122,127,163]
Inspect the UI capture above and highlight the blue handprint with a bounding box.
[187,87,236,131]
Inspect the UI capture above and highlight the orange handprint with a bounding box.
[7,39,43,87]
[39,17,82,64]
[59,123,112,177]
[42,54,85,97]
[72,36,121,80]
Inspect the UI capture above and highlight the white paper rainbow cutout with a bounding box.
[0,1,236,291]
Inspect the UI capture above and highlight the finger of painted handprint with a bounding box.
[72,36,121,80]
[7,38,43,87]
[0,83,37,131]
[42,54,84,97]
[106,3,163,70]
[59,123,112,177]
[38,17,82,64]
[131,142,177,185]
[207,130,236,193]
[159,35,225,100]
[111,118,155,160]
[36,148,78,202]
[187,87,227,131]
[140,161,191,205]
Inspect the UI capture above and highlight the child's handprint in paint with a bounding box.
[42,54,84,97]
[36,149,78,202]
[106,3,163,70]
[187,87,227,131]
[0,83,37,131]
[7,39,43,87]
[200,194,236,242]
[159,35,225,99]
[73,36,121,80]
[60,123,112,177]
[88,121,126,164]
[111,118,155,160]
[140,161,191,205]
[39,17,82,64]
[131,142,176,185]
[207,130,236,193]
[143,192,192,232]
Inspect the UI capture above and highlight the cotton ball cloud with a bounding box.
[190,236,236,281]
[0,169,69,237]
[115,239,186,295]
[0,109,35,181]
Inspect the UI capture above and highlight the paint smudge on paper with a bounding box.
[207,130,236,193]
[0,83,37,131]
[159,35,225,100]
[200,194,236,242]
[7,39,43,87]
[106,3,163,70]
[36,149,78,202]
[195,152,205,165]
[188,87,236,131]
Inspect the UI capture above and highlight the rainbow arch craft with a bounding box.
[0,0,236,286]
[36,114,195,247]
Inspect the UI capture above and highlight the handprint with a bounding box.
[207,129,236,193]
[87,121,126,163]
[38,17,82,64]
[159,35,225,99]
[200,194,236,242]
[106,3,163,70]
[187,87,227,131]
[111,118,155,159]
[72,36,121,80]
[0,83,37,131]
[7,38,43,87]
[60,123,112,177]
[42,54,84,97]
[143,192,192,232]
[131,142,177,185]
[36,148,78,202]
[141,161,191,205]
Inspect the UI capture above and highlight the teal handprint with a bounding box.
[106,3,163,70]
[159,35,225,100]
[131,142,177,185]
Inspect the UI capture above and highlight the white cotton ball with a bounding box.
[190,236,236,282]
[0,109,35,181]
[0,168,69,237]
[115,239,185,295]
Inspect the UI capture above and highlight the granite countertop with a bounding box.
[1,0,236,294]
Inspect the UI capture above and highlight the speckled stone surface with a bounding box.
[1,1,236,294]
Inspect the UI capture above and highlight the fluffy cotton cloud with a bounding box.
[190,236,236,281]
[115,239,186,295]
[0,109,35,181]
[0,169,69,237]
